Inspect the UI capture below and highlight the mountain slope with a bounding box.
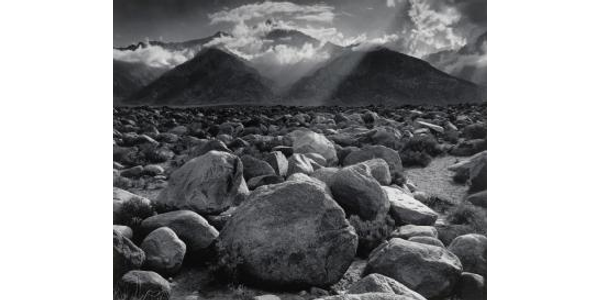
[287,47,486,106]
[113,60,167,102]
[124,48,275,106]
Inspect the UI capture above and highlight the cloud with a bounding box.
[351,34,400,51]
[208,1,335,24]
[112,44,195,68]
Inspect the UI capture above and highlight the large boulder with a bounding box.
[156,151,249,214]
[330,164,390,221]
[218,181,358,288]
[113,229,145,283]
[140,210,218,252]
[289,129,338,166]
[448,234,487,277]
[383,187,438,226]
[116,270,171,300]
[364,238,463,299]
[343,146,403,181]
[347,274,426,300]
[141,227,186,276]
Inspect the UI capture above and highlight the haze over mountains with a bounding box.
[114,27,486,106]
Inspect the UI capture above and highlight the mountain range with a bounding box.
[114,29,486,106]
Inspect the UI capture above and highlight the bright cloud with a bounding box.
[208,1,335,24]
[112,44,195,68]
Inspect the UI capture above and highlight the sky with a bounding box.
[114,0,487,83]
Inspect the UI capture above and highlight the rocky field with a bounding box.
[113,104,487,300]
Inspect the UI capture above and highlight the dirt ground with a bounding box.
[405,155,470,205]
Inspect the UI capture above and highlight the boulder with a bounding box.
[113,229,145,283]
[289,129,338,165]
[304,152,328,167]
[466,190,487,208]
[113,187,153,225]
[455,272,487,300]
[141,227,186,276]
[311,167,339,188]
[141,210,218,252]
[156,151,249,214]
[113,225,133,240]
[343,145,403,181]
[360,159,392,186]
[116,270,171,300]
[287,153,315,176]
[218,181,358,288]
[364,238,463,299]
[265,151,288,177]
[347,274,426,300]
[390,225,438,239]
[330,164,390,221]
[448,234,487,277]
[408,236,445,248]
[383,187,438,226]
[241,155,276,181]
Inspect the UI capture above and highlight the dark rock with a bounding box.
[241,155,276,181]
[247,174,285,190]
[113,229,145,283]
[265,151,289,177]
[219,181,358,288]
[466,190,487,208]
[141,227,186,276]
[455,272,486,300]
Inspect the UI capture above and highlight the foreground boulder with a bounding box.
[448,234,487,277]
[141,227,186,276]
[289,129,338,166]
[156,151,249,214]
[384,187,438,226]
[347,274,426,300]
[219,181,358,288]
[343,145,403,181]
[364,238,463,299]
[113,229,145,283]
[141,210,218,252]
[116,270,171,300]
[330,164,390,221]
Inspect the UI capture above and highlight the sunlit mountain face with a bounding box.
[114,0,486,103]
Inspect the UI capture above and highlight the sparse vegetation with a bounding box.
[446,202,487,235]
[348,215,395,258]
[400,135,443,167]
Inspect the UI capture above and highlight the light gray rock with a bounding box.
[408,236,445,248]
[113,225,133,240]
[265,151,288,177]
[343,145,403,181]
[347,274,426,300]
[390,225,438,239]
[141,210,218,252]
[289,129,338,166]
[364,238,463,299]
[384,187,438,226]
[156,151,249,214]
[141,227,186,276]
[287,153,315,176]
[219,181,358,287]
[448,234,487,277]
[360,159,392,186]
[116,270,171,300]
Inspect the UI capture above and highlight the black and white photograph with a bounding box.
[7,1,600,300]
[112,1,487,299]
